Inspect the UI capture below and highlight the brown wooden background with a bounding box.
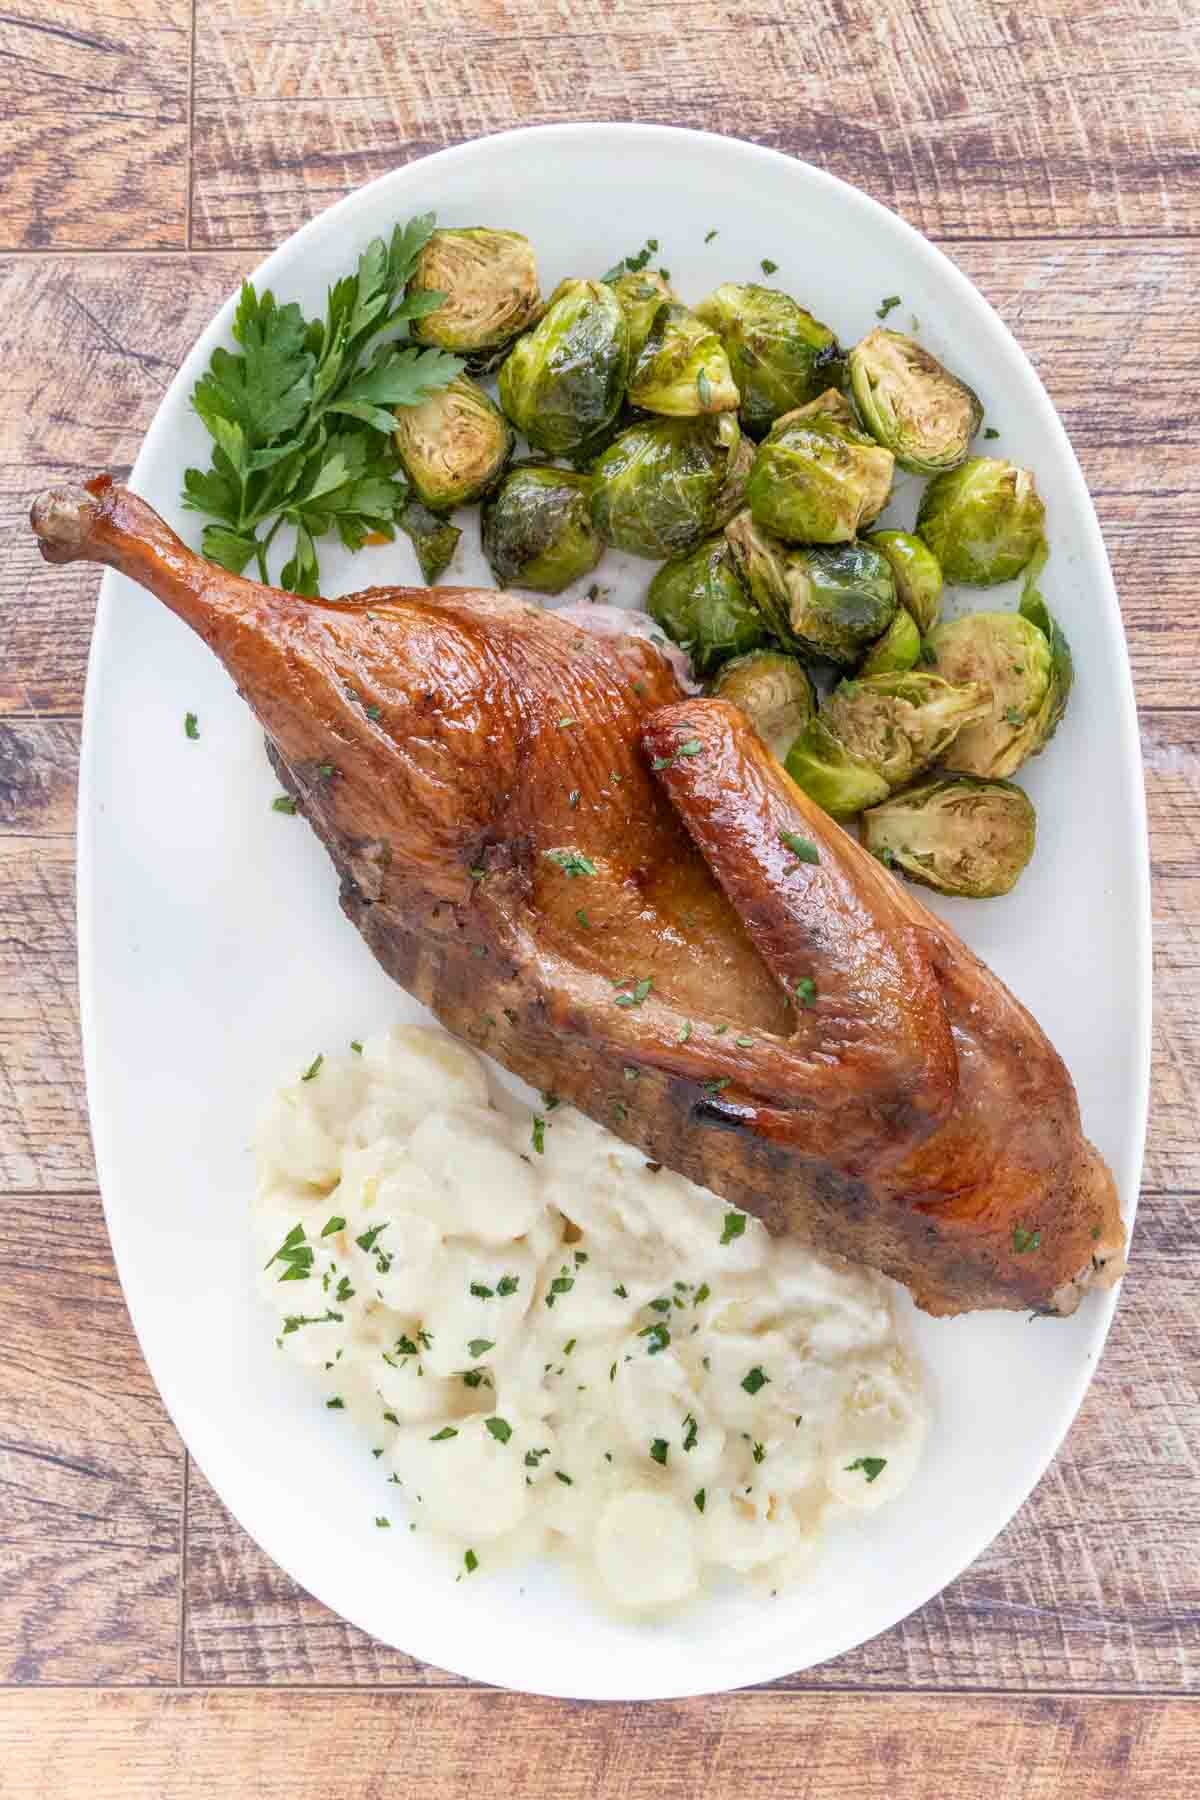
[1,1,1198,1793]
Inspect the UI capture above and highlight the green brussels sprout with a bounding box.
[784,718,890,820]
[392,374,513,509]
[821,671,992,788]
[848,329,983,474]
[710,650,816,761]
[745,409,895,543]
[407,228,542,368]
[628,303,740,417]
[481,463,603,594]
[862,776,1037,897]
[926,610,1060,777]
[607,269,676,361]
[916,457,1046,586]
[498,279,630,456]
[725,512,897,666]
[590,413,747,560]
[862,528,944,634]
[1017,543,1074,752]
[793,387,858,427]
[694,283,845,438]
[859,607,921,675]
[646,535,766,675]
[399,497,460,584]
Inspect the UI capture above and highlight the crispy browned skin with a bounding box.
[31,476,1125,1315]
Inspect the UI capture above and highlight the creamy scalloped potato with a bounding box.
[254,1025,927,1610]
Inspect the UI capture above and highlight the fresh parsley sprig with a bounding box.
[182,214,463,594]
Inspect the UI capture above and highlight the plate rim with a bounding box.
[75,120,1153,1699]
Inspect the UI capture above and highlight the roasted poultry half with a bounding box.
[32,477,1125,1317]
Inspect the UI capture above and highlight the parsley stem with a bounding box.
[255,514,285,584]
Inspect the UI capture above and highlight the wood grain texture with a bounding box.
[3,1688,1199,1798]
[0,1187,183,1682]
[189,0,1200,247]
[0,1,192,250]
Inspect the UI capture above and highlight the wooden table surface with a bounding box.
[2,1,1198,1793]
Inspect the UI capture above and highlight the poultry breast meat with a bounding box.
[31,476,1125,1317]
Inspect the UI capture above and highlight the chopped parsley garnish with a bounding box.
[280,1308,342,1335]
[366,703,382,720]
[649,1296,671,1314]
[845,1456,887,1483]
[429,1426,458,1442]
[876,295,902,319]
[350,1039,363,1053]
[693,1282,710,1305]
[467,1338,494,1359]
[735,1034,754,1048]
[793,976,817,1008]
[326,1396,345,1409]
[271,794,297,813]
[320,1215,345,1238]
[752,1441,766,1464]
[300,1053,324,1082]
[335,1275,355,1303]
[1012,1224,1042,1254]
[741,1365,770,1395]
[543,847,597,878]
[651,737,703,771]
[485,1417,512,1444]
[382,1410,400,1426]
[563,1338,577,1355]
[375,1516,390,1528]
[705,228,719,243]
[873,846,897,869]
[531,1115,546,1155]
[984,425,1000,439]
[462,1369,487,1388]
[558,716,577,728]
[184,711,200,739]
[355,1223,387,1253]
[720,1212,746,1246]
[394,1335,418,1356]
[265,1223,313,1282]
[524,1447,550,1468]
[760,257,779,274]
[678,1019,692,1043]
[693,1489,706,1513]
[649,1438,669,1466]
[601,239,659,282]
[639,1322,670,1355]
[780,830,820,864]
[614,977,653,1008]
[496,1274,520,1297]
[463,1548,479,1573]
[703,1078,730,1094]
[1004,706,1025,726]
[469,1281,495,1299]
[554,1470,573,1486]
[613,1283,628,1299]
[545,1275,574,1307]
[576,908,590,929]
[683,1413,698,1452]
[317,763,335,781]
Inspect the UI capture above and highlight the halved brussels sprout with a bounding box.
[481,463,602,594]
[711,650,815,760]
[590,413,746,560]
[628,303,740,417]
[862,528,944,634]
[821,671,991,788]
[392,374,513,509]
[694,283,845,438]
[859,607,921,675]
[606,269,675,361]
[916,457,1045,586]
[848,329,982,474]
[725,512,897,666]
[745,409,894,543]
[399,497,460,584]
[784,718,890,820]
[926,611,1053,777]
[407,228,542,368]
[498,279,630,456]
[862,776,1037,897]
[646,535,766,675]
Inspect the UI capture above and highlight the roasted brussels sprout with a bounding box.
[407,228,542,368]
[862,776,1037,897]
[607,269,676,361]
[628,303,740,417]
[392,374,512,509]
[694,284,844,437]
[725,512,897,666]
[399,498,460,584]
[590,413,747,560]
[711,650,815,760]
[916,457,1045,586]
[481,463,602,594]
[1017,543,1075,751]
[821,671,991,788]
[784,718,890,820]
[646,535,766,675]
[848,329,982,474]
[862,529,944,634]
[926,609,1067,776]
[745,409,894,543]
[859,607,921,675]
[498,279,630,456]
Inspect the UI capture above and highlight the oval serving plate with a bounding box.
[76,124,1150,1700]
